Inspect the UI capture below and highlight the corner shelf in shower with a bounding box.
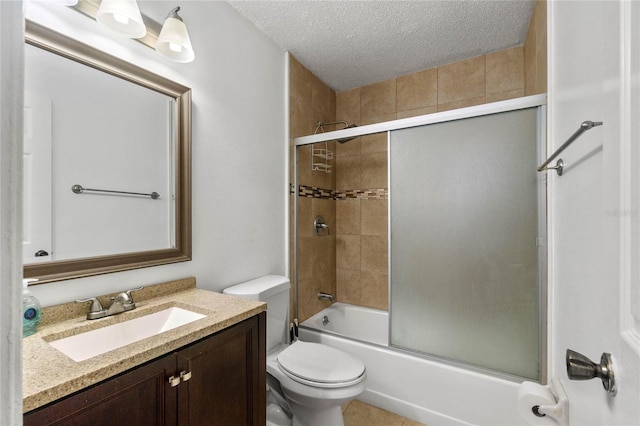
[312,142,333,173]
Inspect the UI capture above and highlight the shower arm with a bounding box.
[314,120,351,134]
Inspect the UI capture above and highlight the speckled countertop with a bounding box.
[23,277,266,413]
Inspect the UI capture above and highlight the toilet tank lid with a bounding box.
[223,275,290,300]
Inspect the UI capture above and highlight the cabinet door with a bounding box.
[24,353,177,426]
[176,313,266,426]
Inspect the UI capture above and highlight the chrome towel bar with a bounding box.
[71,184,160,199]
[538,120,603,176]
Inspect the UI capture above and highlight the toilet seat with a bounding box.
[276,341,366,389]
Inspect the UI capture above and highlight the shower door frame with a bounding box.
[293,94,548,383]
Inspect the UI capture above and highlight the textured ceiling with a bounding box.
[227,0,536,91]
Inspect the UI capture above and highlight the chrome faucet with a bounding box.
[317,291,334,302]
[76,287,143,320]
[314,216,331,236]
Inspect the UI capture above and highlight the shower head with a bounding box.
[314,120,359,143]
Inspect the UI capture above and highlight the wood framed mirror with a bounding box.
[24,20,191,284]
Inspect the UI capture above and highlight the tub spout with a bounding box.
[318,292,334,302]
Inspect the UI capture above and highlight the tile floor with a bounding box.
[343,400,426,426]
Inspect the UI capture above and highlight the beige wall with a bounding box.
[291,0,547,317]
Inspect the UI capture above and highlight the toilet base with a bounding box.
[267,402,292,426]
[289,401,344,426]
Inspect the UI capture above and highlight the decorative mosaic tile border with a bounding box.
[335,188,388,200]
[292,184,388,200]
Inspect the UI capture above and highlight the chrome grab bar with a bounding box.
[537,120,603,176]
[71,184,160,200]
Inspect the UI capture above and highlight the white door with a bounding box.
[549,1,640,424]
[23,91,52,264]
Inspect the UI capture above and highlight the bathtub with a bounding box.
[300,303,526,426]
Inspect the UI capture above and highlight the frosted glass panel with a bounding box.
[390,108,541,380]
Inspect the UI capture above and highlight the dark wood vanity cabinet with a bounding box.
[24,313,266,426]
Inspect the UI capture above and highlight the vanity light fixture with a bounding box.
[155,7,195,63]
[96,0,147,39]
[68,0,194,64]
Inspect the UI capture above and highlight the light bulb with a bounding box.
[155,7,195,63]
[96,0,147,39]
[113,13,130,25]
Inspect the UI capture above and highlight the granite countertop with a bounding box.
[23,277,266,413]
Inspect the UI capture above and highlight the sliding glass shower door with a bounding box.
[389,107,544,380]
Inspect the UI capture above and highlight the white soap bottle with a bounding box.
[23,278,41,337]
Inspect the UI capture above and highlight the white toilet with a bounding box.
[224,275,366,426]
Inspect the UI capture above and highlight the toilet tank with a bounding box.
[223,275,290,352]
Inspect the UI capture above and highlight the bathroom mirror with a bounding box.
[23,20,192,283]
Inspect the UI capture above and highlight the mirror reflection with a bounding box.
[24,42,175,264]
[23,21,192,283]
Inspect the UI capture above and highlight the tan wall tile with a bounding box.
[336,234,361,270]
[336,199,361,235]
[289,55,311,101]
[359,271,388,310]
[297,196,313,238]
[486,89,525,104]
[397,68,437,112]
[336,268,361,305]
[437,95,486,112]
[361,152,388,189]
[312,197,335,230]
[312,74,333,123]
[524,0,547,95]
[361,132,388,155]
[361,199,388,236]
[361,235,388,274]
[297,276,332,322]
[296,237,313,280]
[438,56,485,104]
[361,78,397,119]
[336,154,361,190]
[535,17,547,95]
[336,88,361,125]
[524,26,536,95]
[296,144,313,186]
[486,46,524,95]
[290,94,314,139]
[335,136,362,157]
[396,105,438,119]
[311,236,335,279]
[361,113,395,154]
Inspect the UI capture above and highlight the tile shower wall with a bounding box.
[290,56,337,322]
[291,0,547,316]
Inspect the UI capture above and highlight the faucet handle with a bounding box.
[125,286,144,302]
[76,297,103,312]
[76,297,105,319]
[116,286,144,307]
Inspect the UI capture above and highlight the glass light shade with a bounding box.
[96,0,147,39]
[156,17,195,63]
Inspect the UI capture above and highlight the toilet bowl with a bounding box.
[269,341,366,425]
[224,275,366,426]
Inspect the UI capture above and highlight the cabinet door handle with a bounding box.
[180,371,192,382]
[168,375,181,387]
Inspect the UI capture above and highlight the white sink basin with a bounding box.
[49,307,206,362]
